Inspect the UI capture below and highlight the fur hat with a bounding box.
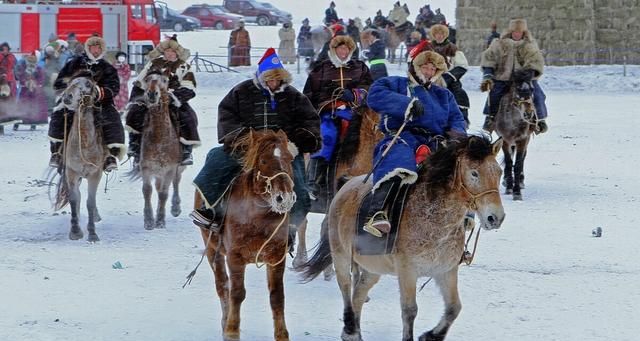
[84,35,107,61]
[412,50,447,80]
[328,35,356,67]
[508,18,528,33]
[148,34,190,61]
[429,24,449,42]
[256,48,291,89]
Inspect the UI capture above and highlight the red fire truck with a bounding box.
[0,0,160,64]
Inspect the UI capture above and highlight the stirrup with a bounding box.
[362,211,390,238]
[181,153,193,166]
[49,153,62,168]
[104,156,118,172]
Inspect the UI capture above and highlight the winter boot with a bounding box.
[190,204,223,233]
[104,147,120,172]
[127,132,141,165]
[181,144,193,166]
[306,157,328,201]
[362,176,402,237]
[482,114,495,134]
[49,141,63,168]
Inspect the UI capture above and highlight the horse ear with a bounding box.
[248,128,255,144]
[491,137,503,156]
[277,129,288,141]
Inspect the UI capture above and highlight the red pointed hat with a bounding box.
[407,39,432,62]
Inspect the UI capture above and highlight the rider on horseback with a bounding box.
[126,35,200,166]
[48,35,125,172]
[303,35,373,202]
[364,47,467,236]
[190,48,320,231]
[480,18,549,134]
[429,24,471,127]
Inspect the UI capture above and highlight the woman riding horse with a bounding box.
[303,35,373,205]
[190,48,320,234]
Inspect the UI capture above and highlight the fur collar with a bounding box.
[328,49,355,68]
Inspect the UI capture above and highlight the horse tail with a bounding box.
[298,219,333,282]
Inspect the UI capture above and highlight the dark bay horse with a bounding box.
[54,72,107,242]
[127,72,185,229]
[195,129,297,341]
[495,72,538,200]
[293,108,383,269]
[301,135,505,341]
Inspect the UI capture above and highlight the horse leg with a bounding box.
[512,141,528,201]
[154,175,170,229]
[203,232,230,332]
[67,176,83,240]
[267,261,289,341]
[502,143,514,195]
[334,249,361,341]
[418,269,461,341]
[397,269,418,341]
[171,166,184,217]
[224,257,246,340]
[85,172,101,242]
[351,267,381,335]
[292,219,308,269]
[142,175,154,230]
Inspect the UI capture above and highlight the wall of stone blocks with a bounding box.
[456,0,640,65]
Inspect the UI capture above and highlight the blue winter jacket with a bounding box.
[367,76,466,136]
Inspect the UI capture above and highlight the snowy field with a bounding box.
[2,22,640,341]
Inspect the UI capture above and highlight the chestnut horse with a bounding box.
[495,75,538,200]
[54,72,107,242]
[301,135,505,341]
[292,108,383,269]
[127,72,185,229]
[196,129,297,341]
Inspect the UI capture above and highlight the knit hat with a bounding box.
[256,48,291,88]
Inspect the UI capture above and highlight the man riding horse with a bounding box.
[480,18,549,134]
[190,48,320,232]
[48,35,125,172]
[126,35,200,166]
[303,35,373,203]
[364,47,467,236]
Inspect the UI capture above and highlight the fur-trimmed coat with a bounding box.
[303,58,372,111]
[218,76,320,154]
[278,27,296,64]
[481,33,544,81]
[135,56,196,105]
[54,53,120,107]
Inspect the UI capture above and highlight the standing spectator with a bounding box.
[57,39,73,68]
[0,42,17,97]
[228,19,251,66]
[324,1,338,25]
[362,29,387,80]
[113,51,131,113]
[15,52,47,125]
[278,22,296,64]
[67,32,80,56]
[486,21,500,48]
[346,19,361,58]
[297,18,314,60]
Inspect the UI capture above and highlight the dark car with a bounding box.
[154,1,201,32]
[259,2,292,23]
[182,4,243,30]
[222,0,287,26]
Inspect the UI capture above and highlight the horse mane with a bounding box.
[232,130,287,172]
[421,135,494,197]
[337,107,379,165]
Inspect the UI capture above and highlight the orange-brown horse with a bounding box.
[195,129,297,341]
[301,135,505,341]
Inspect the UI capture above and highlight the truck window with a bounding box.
[145,5,156,24]
[130,4,143,19]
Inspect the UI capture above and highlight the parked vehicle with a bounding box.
[0,0,160,65]
[259,2,292,23]
[222,0,287,26]
[155,1,201,32]
[182,4,242,30]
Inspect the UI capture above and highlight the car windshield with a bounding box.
[248,0,267,9]
[261,3,273,9]
[168,7,180,16]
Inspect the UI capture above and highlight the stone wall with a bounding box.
[456,0,640,65]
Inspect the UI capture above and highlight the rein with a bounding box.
[74,93,101,170]
[255,171,294,195]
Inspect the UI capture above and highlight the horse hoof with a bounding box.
[144,222,155,230]
[341,330,362,341]
[223,332,240,341]
[69,230,83,240]
[155,221,166,229]
[505,188,513,195]
[171,207,181,217]
[513,193,523,201]
[418,331,444,341]
[291,253,308,270]
[87,234,100,242]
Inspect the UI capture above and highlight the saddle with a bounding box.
[354,183,411,255]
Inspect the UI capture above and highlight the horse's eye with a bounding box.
[470,170,479,178]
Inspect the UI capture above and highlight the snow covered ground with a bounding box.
[2,25,640,341]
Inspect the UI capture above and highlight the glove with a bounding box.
[339,89,354,102]
[407,100,424,120]
[168,76,180,89]
[293,128,320,153]
[480,78,493,92]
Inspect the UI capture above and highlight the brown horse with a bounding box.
[195,129,297,341]
[300,135,505,341]
[292,108,383,269]
[54,72,107,242]
[495,75,538,200]
[385,22,414,63]
[127,72,185,229]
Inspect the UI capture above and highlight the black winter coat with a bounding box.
[303,59,372,110]
[218,78,321,154]
[54,53,120,107]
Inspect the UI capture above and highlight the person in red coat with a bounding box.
[0,42,18,97]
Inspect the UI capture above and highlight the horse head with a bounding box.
[236,129,297,214]
[60,71,96,111]
[512,69,536,115]
[141,70,169,107]
[424,135,505,230]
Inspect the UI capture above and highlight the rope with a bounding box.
[76,94,101,169]
[255,211,289,268]
[182,226,217,288]
[255,171,295,195]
